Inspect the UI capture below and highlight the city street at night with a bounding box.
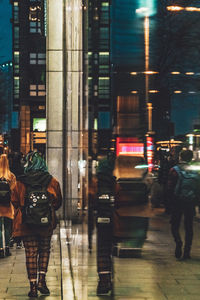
[1,0,200,299]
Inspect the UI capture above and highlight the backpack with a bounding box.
[173,165,200,205]
[0,177,11,207]
[22,183,52,227]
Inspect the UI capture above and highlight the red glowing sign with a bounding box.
[146,136,154,171]
[116,137,144,156]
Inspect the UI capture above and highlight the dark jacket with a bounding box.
[11,171,62,237]
[167,162,190,208]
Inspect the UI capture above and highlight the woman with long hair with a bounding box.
[11,151,62,297]
[0,154,16,258]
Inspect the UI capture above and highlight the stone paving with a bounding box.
[2,212,200,300]
[87,211,200,300]
[0,229,62,300]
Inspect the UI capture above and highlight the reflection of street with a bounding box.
[88,210,200,299]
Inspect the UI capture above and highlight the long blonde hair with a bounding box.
[0,154,12,181]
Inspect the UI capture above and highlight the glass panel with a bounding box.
[30,91,37,96]
[38,53,46,58]
[30,53,36,58]
[30,85,36,90]
[38,85,45,90]
[38,91,46,96]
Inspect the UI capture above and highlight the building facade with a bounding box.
[88,0,113,158]
[12,0,46,154]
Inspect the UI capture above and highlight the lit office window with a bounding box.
[100,2,109,25]
[30,21,41,33]
[98,111,110,129]
[99,28,109,49]
[30,53,46,64]
[99,52,109,64]
[30,84,46,96]
[29,5,41,33]
[98,77,110,99]
[14,51,19,74]
[14,77,19,99]
[14,26,19,48]
[99,65,109,75]
[14,3,19,23]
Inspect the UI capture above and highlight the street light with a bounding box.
[136,5,156,172]
[135,7,154,133]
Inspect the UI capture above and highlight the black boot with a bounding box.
[38,273,50,295]
[97,273,112,295]
[28,281,38,298]
[175,241,182,259]
[183,246,191,260]
[5,247,11,256]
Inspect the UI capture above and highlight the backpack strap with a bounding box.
[173,165,183,196]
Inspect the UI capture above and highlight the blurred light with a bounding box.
[135,164,148,169]
[174,90,182,94]
[171,71,180,74]
[99,52,109,55]
[131,91,138,94]
[130,72,137,75]
[149,90,159,93]
[94,118,98,130]
[136,1,157,17]
[188,91,196,94]
[185,7,200,12]
[185,72,194,75]
[167,6,184,11]
[167,6,200,12]
[144,71,158,74]
[186,165,200,171]
[136,7,149,14]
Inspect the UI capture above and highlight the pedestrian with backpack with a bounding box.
[11,151,62,298]
[167,149,200,260]
[0,154,16,258]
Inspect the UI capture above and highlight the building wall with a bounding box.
[46,0,88,219]
[12,0,46,153]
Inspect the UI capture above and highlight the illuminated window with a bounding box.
[14,4,19,23]
[30,53,46,64]
[14,27,19,48]
[14,51,19,74]
[99,52,109,64]
[98,78,110,99]
[100,2,109,25]
[30,84,46,96]
[98,112,110,129]
[99,28,109,49]
[14,77,19,99]
[29,5,41,33]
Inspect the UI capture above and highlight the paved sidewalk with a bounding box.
[0,229,62,300]
[87,210,200,300]
[2,212,200,299]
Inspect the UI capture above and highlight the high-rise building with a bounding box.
[0,62,14,134]
[88,0,112,157]
[11,0,46,154]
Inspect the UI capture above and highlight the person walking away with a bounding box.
[167,149,199,260]
[96,151,116,295]
[9,152,24,249]
[11,151,62,297]
[0,154,16,258]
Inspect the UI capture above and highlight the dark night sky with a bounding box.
[0,0,12,64]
